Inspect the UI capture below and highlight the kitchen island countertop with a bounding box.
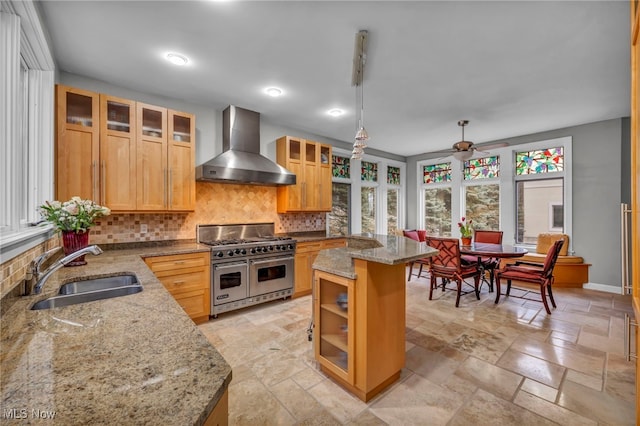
[0,241,230,425]
[312,233,438,279]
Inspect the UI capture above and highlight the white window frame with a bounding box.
[417,136,572,247]
[331,147,406,235]
[0,2,56,261]
[461,156,501,231]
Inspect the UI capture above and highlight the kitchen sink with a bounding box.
[58,273,139,295]
[31,274,142,310]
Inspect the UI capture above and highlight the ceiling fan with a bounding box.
[433,120,504,161]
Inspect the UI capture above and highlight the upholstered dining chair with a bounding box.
[461,230,504,292]
[425,236,482,307]
[494,239,564,314]
[403,229,429,280]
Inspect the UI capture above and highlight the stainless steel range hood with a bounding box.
[196,106,296,186]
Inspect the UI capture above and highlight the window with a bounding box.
[330,182,350,236]
[386,166,401,235]
[463,156,500,230]
[424,187,452,236]
[1,4,56,259]
[417,137,571,247]
[515,147,565,244]
[361,187,376,233]
[331,150,405,235]
[421,162,452,236]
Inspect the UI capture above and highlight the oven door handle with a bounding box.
[214,261,248,270]
[250,256,295,266]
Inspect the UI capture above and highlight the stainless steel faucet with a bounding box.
[25,245,103,295]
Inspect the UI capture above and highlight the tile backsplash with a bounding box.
[1,182,326,297]
[89,182,326,244]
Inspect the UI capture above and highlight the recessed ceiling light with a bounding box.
[327,109,344,117]
[264,87,283,97]
[166,53,189,66]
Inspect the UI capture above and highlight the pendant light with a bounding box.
[351,30,369,160]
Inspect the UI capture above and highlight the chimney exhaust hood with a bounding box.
[195,106,296,186]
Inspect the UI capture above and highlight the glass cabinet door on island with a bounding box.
[314,270,355,384]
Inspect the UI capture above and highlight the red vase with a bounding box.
[61,230,90,266]
[461,237,472,246]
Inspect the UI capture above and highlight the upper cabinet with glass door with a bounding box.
[277,136,332,212]
[55,85,100,203]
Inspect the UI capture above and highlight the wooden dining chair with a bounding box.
[494,239,564,314]
[425,236,482,307]
[403,229,429,280]
[461,230,503,292]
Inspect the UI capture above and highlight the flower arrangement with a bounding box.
[39,197,110,233]
[458,217,473,238]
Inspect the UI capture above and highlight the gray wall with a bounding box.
[406,118,627,289]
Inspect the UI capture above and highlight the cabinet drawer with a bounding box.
[157,267,209,294]
[322,239,346,249]
[296,242,323,254]
[145,252,209,273]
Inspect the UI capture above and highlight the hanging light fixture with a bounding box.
[351,30,369,159]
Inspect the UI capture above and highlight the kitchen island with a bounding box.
[0,242,230,425]
[311,234,438,402]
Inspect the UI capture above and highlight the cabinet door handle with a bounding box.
[92,161,98,201]
[174,261,185,265]
[100,161,106,203]
[173,280,186,285]
[163,168,167,207]
[302,182,306,208]
[168,169,173,208]
[624,313,637,361]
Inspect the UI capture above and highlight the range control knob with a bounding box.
[287,244,294,250]
[234,249,241,255]
[241,249,247,255]
[227,251,234,257]
[215,251,224,258]
[250,247,257,254]
[268,246,274,251]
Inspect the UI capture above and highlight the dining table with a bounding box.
[459,242,529,291]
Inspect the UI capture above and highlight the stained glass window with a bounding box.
[423,163,451,184]
[332,155,350,179]
[463,156,499,180]
[361,161,378,182]
[516,147,564,175]
[387,166,400,185]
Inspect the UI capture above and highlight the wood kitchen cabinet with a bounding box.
[136,104,196,211]
[313,259,406,402]
[55,85,100,202]
[294,239,345,298]
[145,251,211,324]
[99,94,137,210]
[55,84,195,212]
[276,136,332,212]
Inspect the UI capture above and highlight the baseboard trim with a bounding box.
[582,282,622,294]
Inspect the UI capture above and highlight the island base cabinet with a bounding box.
[204,388,228,426]
[313,260,406,402]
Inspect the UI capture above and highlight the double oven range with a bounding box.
[197,223,296,317]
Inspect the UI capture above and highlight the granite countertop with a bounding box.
[279,231,346,243]
[0,241,231,425]
[312,233,439,279]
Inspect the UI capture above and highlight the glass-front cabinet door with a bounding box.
[55,85,99,202]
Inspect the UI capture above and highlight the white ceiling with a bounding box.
[37,0,630,157]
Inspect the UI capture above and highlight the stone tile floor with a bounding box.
[198,272,636,425]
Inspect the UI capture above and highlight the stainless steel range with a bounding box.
[197,223,295,317]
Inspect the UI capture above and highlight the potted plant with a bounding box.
[39,197,110,266]
[458,217,473,246]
